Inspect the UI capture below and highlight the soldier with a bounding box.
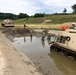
[72,22,76,29]
[24,23,26,29]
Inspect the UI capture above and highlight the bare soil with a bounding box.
[0,32,43,75]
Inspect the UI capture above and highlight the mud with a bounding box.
[2,28,31,41]
[1,27,76,75]
[2,28,47,41]
[0,32,43,75]
[2,28,30,35]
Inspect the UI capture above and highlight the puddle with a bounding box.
[13,35,76,75]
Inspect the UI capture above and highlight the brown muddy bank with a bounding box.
[2,28,30,36]
[0,32,43,75]
[1,28,63,42]
[2,28,32,41]
[2,28,47,41]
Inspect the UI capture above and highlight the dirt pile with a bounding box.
[2,28,30,41]
[2,28,30,35]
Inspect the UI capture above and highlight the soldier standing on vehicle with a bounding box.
[72,22,76,29]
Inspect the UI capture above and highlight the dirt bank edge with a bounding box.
[0,32,43,75]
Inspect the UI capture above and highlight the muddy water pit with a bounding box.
[2,28,76,75]
[12,33,76,75]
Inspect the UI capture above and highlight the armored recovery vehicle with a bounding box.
[50,28,76,57]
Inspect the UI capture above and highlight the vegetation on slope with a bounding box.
[13,14,76,25]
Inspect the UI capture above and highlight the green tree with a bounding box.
[33,13,44,18]
[72,4,76,13]
[0,12,17,20]
[63,8,67,13]
[18,13,29,19]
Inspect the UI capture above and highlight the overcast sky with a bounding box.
[0,0,76,15]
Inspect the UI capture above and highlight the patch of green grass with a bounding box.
[44,15,76,24]
[14,17,44,24]
[1,14,76,25]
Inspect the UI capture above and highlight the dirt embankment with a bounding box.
[2,28,45,41]
[2,28,30,36]
[2,28,31,41]
[0,32,43,75]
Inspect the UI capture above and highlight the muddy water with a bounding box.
[13,35,76,75]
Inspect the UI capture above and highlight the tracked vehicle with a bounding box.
[50,28,76,57]
[1,19,14,27]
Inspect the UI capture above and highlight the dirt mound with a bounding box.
[42,20,52,24]
[2,28,30,35]
[2,28,30,41]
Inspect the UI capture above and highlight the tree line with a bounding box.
[0,4,76,20]
[0,12,45,20]
[0,13,29,20]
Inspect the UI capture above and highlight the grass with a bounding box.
[0,14,76,29]
[44,15,76,24]
[14,17,44,24]
[13,14,76,25]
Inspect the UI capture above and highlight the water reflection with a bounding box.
[23,35,52,46]
[41,39,45,47]
[30,34,33,42]
[13,35,76,75]
[23,34,33,43]
[41,35,45,47]
[47,36,51,45]
[24,36,26,42]
[49,50,76,75]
